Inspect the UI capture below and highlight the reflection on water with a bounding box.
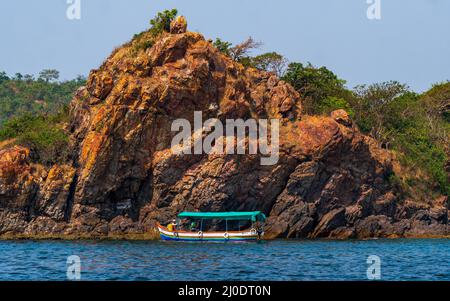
[0,239,449,280]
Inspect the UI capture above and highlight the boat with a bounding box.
[156,211,266,242]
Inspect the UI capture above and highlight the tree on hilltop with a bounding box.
[149,9,178,35]
[38,69,60,83]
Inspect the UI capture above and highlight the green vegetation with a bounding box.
[213,37,263,68]
[149,9,178,35]
[279,63,449,197]
[213,38,233,56]
[282,62,352,115]
[250,52,288,77]
[212,34,449,197]
[348,82,449,197]
[38,69,60,83]
[0,70,84,165]
[0,110,69,165]
[132,9,178,54]
[0,70,85,125]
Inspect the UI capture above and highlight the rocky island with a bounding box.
[0,15,448,240]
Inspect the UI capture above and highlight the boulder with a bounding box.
[170,16,187,34]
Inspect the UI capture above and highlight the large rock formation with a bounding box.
[0,22,448,239]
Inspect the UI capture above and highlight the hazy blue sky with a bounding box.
[0,0,449,92]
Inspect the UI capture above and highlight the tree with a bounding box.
[149,9,178,35]
[212,36,263,68]
[316,96,354,117]
[14,73,23,81]
[421,81,450,124]
[213,38,232,56]
[352,81,409,144]
[24,74,34,82]
[282,62,349,114]
[229,37,262,62]
[250,52,288,77]
[0,71,9,84]
[38,69,60,82]
[75,75,87,85]
[353,81,407,108]
[131,9,179,54]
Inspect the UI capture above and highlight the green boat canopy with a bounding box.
[177,211,266,222]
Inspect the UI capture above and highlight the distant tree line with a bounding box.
[0,69,85,165]
[0,69,85,124]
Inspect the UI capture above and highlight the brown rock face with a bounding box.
[331,109,352,127]
[0,26,448,239]
[0,147,37,232]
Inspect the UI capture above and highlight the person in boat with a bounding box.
[189,220,198,232]
[167,219,177,232]
[255,221,264,238]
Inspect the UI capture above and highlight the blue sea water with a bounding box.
[0,239,448,281]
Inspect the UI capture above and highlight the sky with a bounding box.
[0,0,449,92]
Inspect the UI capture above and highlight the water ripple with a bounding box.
[0,239,448,280]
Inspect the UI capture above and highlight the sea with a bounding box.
[0,239,448,281]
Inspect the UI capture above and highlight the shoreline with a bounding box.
[1,232,449,241]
